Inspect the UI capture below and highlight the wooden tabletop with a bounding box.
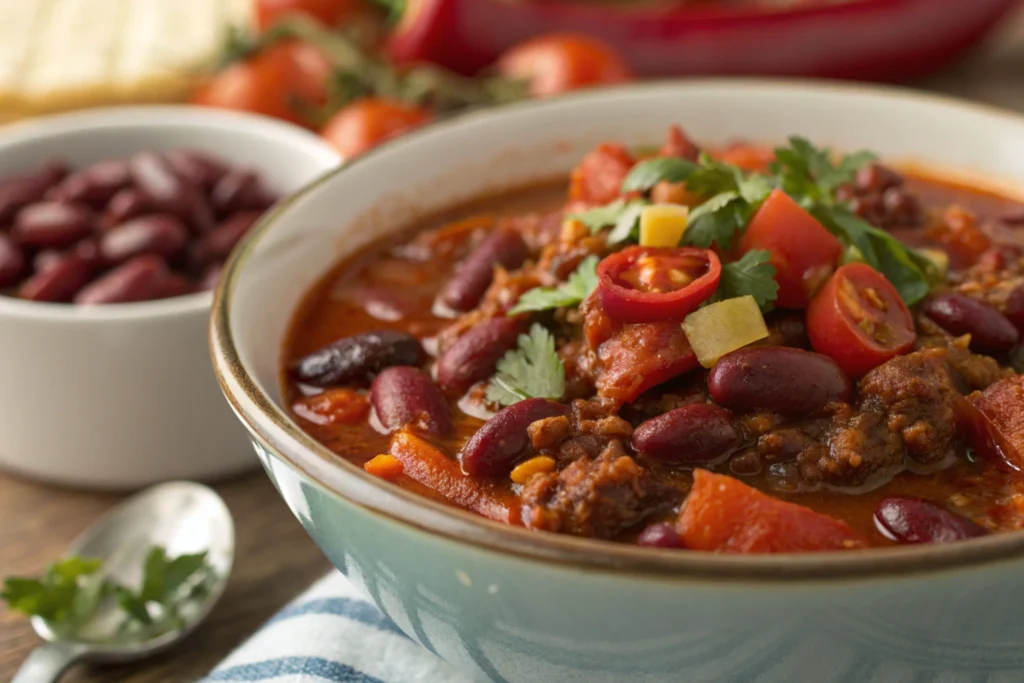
[3,9,1024,682]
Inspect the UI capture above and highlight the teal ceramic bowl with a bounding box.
[210,81,1024,683]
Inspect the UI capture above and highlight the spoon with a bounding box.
[12,481,234,683]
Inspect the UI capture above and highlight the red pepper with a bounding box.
[596,246,720,324]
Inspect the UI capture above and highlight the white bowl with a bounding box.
[0,106,339,489]
[213,81,1024,682]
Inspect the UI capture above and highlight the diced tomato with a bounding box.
[292,388,370,426]
[739,189,843,309]
[968,375,1024,471]
[568,143,635,206]
[926,206,992,270]
[716,144,776,173]
[806,262,916,378]
[594,318,699,402]
[658,125,699,161]
[390,431,521,523]
[680,470,866,553]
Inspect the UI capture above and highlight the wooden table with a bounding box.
[3,9,1024,682]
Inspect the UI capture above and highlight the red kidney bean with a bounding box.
[0,163,66,223]
[49,159,130,208]
[292,330,426,387]
[211,169,271,216]
[1003,286,1024,333]
[157,273,194,299]
[437,227,529,312]
[19,253,93,302]
[12,201,94,248]
[74,239,104,271]
[74,255,169,305]
[632,404,740,464]
[198,263,223,291]
[371,366,452,435]
[164,150,228,190]
[129,151,214,234]
[460,398,568,478]
[33,250,61,273]
[874,496,985,544]
[436,316,526,393]
[637,522,683,549]
[0,235,25,287]
[922,293,1019,355]
[102,188,152,229]
[198,210,262,264]
[1001,207,1024,226]
[708,346,851,415]
[854,164,903,194]
[99,214,188,265]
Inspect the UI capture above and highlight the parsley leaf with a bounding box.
[569,199,647,243]
[508,256,599,315]
[621,157,698,192]
[771,136,876,207]
[682,191,744,249]
[607,202,646,244]
[710,250,779,311]
[2,557,104,632]
[485,324,565,407]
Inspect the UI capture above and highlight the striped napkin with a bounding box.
[201,572,488,683]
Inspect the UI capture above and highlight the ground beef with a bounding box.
[519,440,675,538]
[801,407,905,489]
[946,345,1013,391]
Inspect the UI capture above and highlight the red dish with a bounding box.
[387,0,1019,81]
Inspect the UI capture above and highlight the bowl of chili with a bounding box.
[211,80,1024,682]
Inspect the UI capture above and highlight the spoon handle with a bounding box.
[11,643,86,683]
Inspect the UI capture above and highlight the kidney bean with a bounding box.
[637,522,683,549]
[129,151,214,234]
[1001,207,1024,226]
[74,255,169,305]
[49,159,130,208]
[371,366,452,435]
[1003,286,1024,332]
[437,227,529,312]
[855,164,903,194]
[100,214,189,265]
[0,163,66,223]
[922,293,1019,355]
[196,210,262,265]
[460,398,569,478]
[158,272,194,299]
[33,250,61,273]
[19,253,93,302]
[632,404,740,464]
[881,186,922,226]
[292,330,426,387]
[74,239,104,271]
[102,188,152,229]
[874,496,985,544]
[211,169,271,216]
[708,346,851,416]
[198,263,223,291]
[0,235,25,287]
[436,316,526,393]
[165,150,228,190]
[12,201,94,248]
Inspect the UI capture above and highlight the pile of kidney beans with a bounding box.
[0,150,277,304]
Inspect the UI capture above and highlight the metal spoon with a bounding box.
[11,481,234,683]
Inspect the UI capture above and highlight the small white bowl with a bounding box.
[0,106,339,489]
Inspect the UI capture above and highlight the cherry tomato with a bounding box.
[597,246,721,324]
[568,143,634,206]
[320,98,431,159]
[739,188,843,308]
[190,42,331,127]
[495,33,633,97]
[806,262,916,378]
[256,0,365,29]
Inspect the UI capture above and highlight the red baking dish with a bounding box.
[387,0,1020,81]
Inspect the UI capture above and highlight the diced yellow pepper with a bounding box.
[917,248,949,278]
[510,455,557,484]
[682,295,769,368]
[639,204,689,247]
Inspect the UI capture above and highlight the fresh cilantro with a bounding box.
[621,157,699,193]
[682,191,745,250]
[1,557,104,634]
[607,203,646,244]
[569,199,648,243]
[771,136,876,206]
[710,250,779,311]
[115,547,214,637]
[508,256,599,315]
[486,324,566,407]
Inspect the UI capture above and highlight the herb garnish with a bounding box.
[486,324,566,407]
[709,250,779,311]
[508,256,599,315]
[569,199,648,245]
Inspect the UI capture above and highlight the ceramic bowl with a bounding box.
[0,106,339,489]
[211,81,1024,682]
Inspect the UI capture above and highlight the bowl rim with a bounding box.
[0,105,338,323]
[211,78,1024,582]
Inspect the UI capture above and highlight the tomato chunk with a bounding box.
[968,375,1024,471]
[739,189,842,309]
[680,470,866,553]
[595,320,699,402]
[596,246,721,323]
[926,207,991,270]
[658,125,699,161]
[568,143,634,206]
[807,262,916,378]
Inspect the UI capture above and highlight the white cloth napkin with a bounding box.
[201,572,488,683]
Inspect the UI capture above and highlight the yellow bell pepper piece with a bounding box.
[639,204,689,247]
[916,248,949,278]
[682,295,769,368]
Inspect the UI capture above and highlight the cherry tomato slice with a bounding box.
[495,33,633,98]
[807,262,916,378]
[597,246,720,324]
[320,97,431,159]
[739,189,842,309]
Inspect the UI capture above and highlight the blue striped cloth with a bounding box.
[202,572,487,683]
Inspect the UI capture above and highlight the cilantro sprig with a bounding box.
[710,250,779,311]
[508,256,599,315]
[569,199,648,245]
[486,324,565,407]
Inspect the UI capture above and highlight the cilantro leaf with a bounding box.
[771,136,876,206]
[621,157,698,192]
[508,256,599,315]
[485,324,565,407]
[607,203,645,244]
[2,556,104,630]
[682,192,747,250]
[569,199,648,242]
[711,250,779,311]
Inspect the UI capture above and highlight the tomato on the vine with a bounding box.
[495,33,633,97]
[256,0,366,29]
[320,98,432,159]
